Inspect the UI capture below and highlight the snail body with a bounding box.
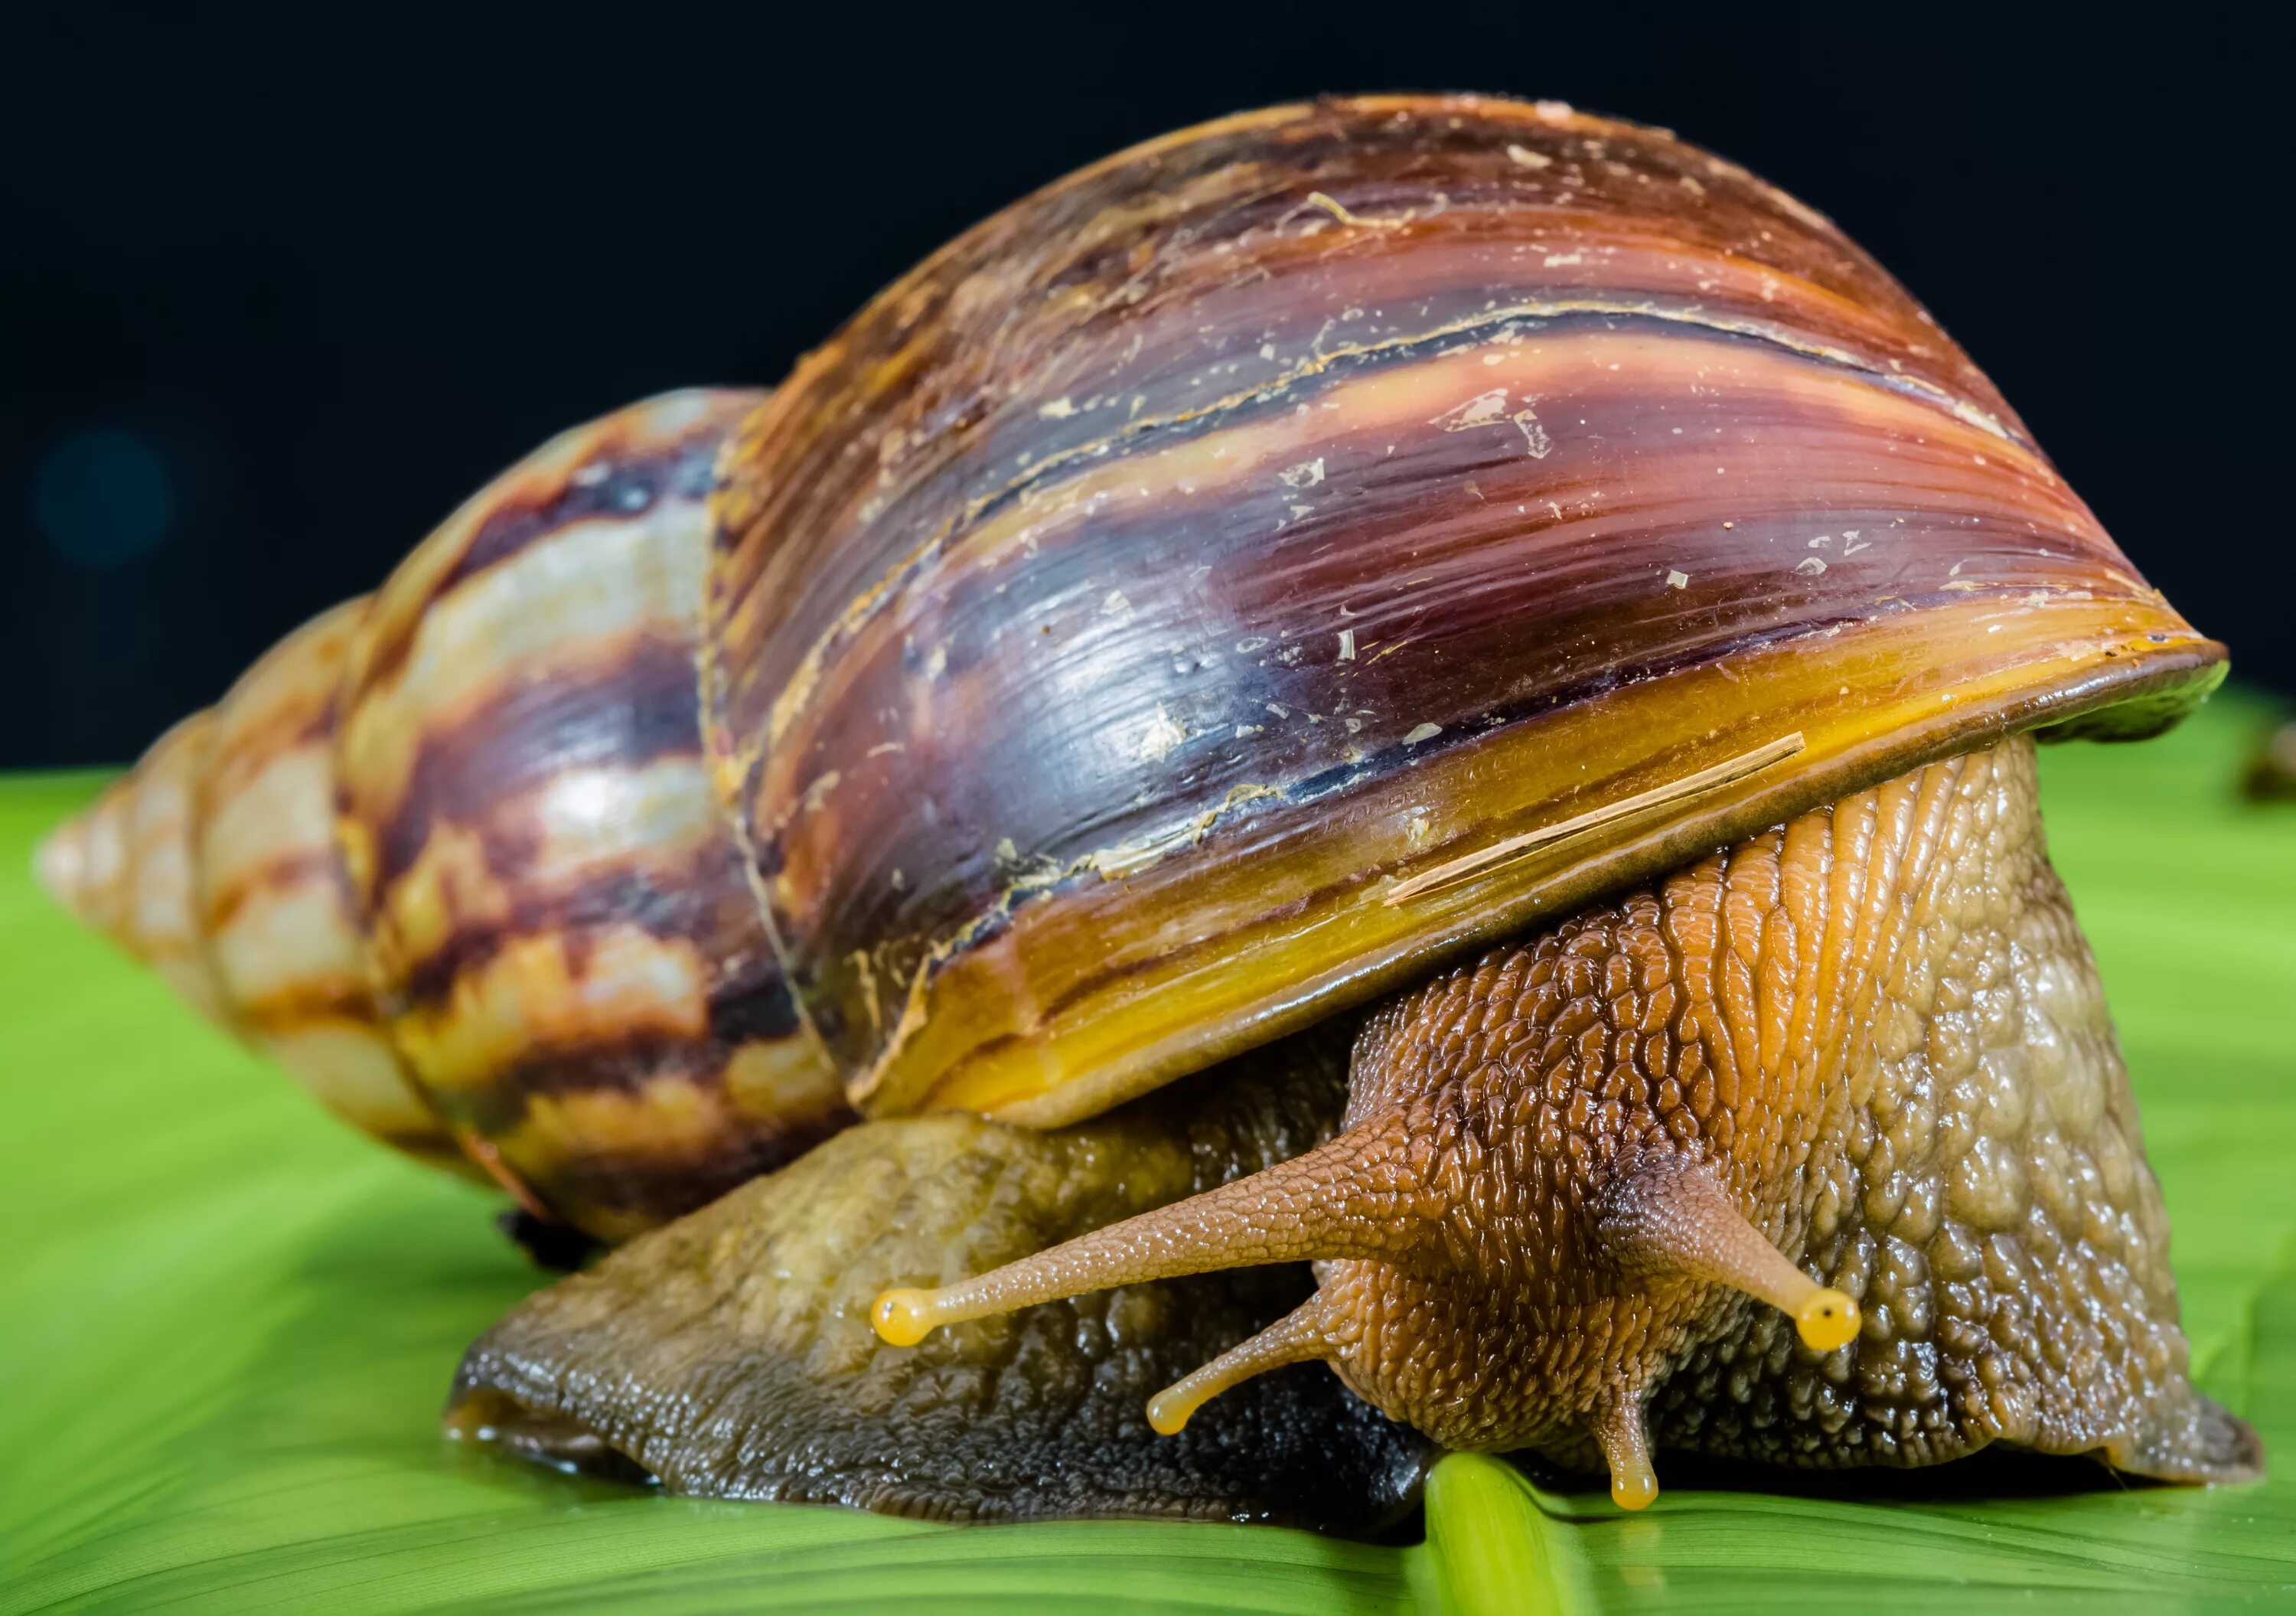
[875,736,2258,1503]
[48,95,2259,1523]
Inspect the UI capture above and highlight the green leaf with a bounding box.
[4,690,2292,1614]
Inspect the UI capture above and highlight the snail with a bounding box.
[44,94,2262,1528]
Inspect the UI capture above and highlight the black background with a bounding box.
[5,5,2285,767]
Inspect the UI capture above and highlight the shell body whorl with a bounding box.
[705,94,2224,1130]
[44,390,850,1239]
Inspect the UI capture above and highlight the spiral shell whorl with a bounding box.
[198,598,478,1170]
[32,660,474,1172]
[330,389,850,1241]
[41,390,850,1240]
[40,716,226,1020]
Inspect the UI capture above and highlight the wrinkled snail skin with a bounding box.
[40,389,852,1241]
[44,94,2260,1526]
[876,737,2262,1507]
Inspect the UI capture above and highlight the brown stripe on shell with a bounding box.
[355,395,746,697]
[706,96,2027,750]
[381,752,741,1007]
[422,440,719,609]
[480,1051,853,1244]
[191,597,475,1171]
[703,94,2223,1125]
[338,389,849,1239]
[362,634,705,893]
[338,390,767,856]
[758,321,2125,953]
[370,760,846,1236]
[198,847,338,938]
[229,978,377,1035]
[105,714,228,1019]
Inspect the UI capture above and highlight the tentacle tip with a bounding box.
[1145,1386,1195,1437]
[870,1288,941,1347]
[1795,1287,1861,1352]
[1609,1464,1659,1511]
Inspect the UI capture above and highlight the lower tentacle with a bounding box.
[1147,1294,1334,1435]
[1590,1388,1659,1511]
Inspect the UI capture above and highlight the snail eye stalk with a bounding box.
[868,1120,1415,1347]
[1591,1152,1862,1354]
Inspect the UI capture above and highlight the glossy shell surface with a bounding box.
[706,95,2224,1127]
[199,600,480,1169]
[333,389,849,1239]
[42,390,856,1240]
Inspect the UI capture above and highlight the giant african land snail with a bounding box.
[44,94,2261,1526]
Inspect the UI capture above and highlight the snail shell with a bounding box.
[706,95,2221,1132]
[44,390,850,1239]
[472,96,2248,1522]
[198,599,479,1173]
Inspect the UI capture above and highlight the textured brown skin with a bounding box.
[704,93,2222,1133]
[445,1029,1430,1529]
[1241,736,2255,1481]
